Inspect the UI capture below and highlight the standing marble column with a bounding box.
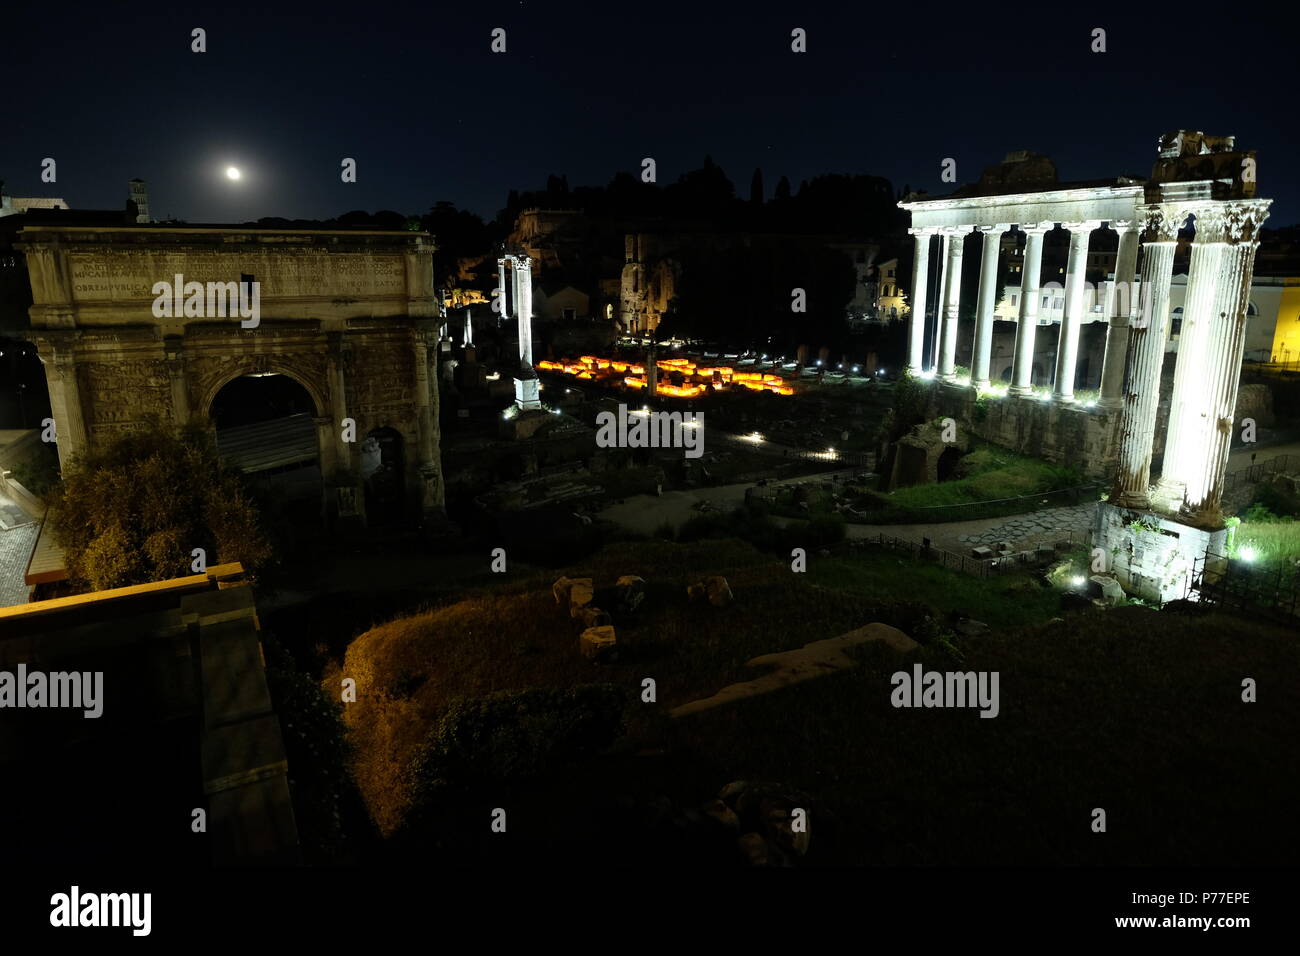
[512,254,541,410]
[413,323,445,515]
[1111,205,1181,508]
[1097,221,1139,409]
[1180,199,1271,526]
[971,225,1006,389]
[1052,221,1097,403]
[1152,204,1225,511]
[905,228,933,374]
[930,232,951,372]
[516,256,534,368]
[1009,223,1049,395]
[497,258,510,323]
[938,227,967,381]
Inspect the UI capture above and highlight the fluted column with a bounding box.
[1111,205,1181,508]
[1009,223,1050,395]
[1097,221,1139,409]
[1152,204,1225,511]
[905,228,933,374]
[1180,199,1271,526]
[1052,221,1098,403]
[972,225,1006,389]
[938,227,967,381]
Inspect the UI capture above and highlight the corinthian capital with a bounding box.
[1138,204,1185,242]
[1190,203,1230,244]
[1222,199,1272,244]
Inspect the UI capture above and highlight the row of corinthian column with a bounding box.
[905,219,1139,405]
[905,197,1271,526]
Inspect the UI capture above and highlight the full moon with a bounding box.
[225,166,241,181]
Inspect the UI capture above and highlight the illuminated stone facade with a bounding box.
[17,223,445,526]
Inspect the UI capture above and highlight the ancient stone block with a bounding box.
[579,625,617,662]
[568,580,595,616]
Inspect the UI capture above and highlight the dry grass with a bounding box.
[335,537,935,834]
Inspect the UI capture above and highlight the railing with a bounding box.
[1221,454,1297,494]
[1188,549,1299,621]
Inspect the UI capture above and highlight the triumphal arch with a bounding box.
[17,220,445,527]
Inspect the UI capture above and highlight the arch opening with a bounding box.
[361,426,405,526]
[210,372,322,506]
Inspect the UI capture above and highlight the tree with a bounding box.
[749,168,764,205]
[51,425,274,592]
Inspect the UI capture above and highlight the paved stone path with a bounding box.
[956,501,1099,551]
[0,522,37,608]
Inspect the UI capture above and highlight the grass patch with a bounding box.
[806,550,1058,627]
[883,444,1082,509]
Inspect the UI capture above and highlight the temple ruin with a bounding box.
[900,131,1270,601]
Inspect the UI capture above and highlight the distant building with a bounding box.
[537,282,591,321]
[1169,273,1300,364]
[0,194,69,218]
[128,178,150,223]
[872,257,906,320]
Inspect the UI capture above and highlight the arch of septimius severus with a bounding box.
[17,221,446,528]
[900,130,1270,601]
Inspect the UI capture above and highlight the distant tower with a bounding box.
[128,179,151,223]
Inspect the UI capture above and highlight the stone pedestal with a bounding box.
[514,374,541,410]
[1092,501,1226,603]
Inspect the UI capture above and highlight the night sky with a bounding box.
[9,1,1298,226]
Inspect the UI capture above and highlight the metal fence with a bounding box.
[1188,550,1299,621]
[1221,454,1298,494]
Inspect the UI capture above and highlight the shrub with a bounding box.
[51,424,274,590]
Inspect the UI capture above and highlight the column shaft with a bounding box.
[1182,200,1270,524]
[1098,225,1139,409]
[905,230,931,374]
[938,229,965,380]
[931,233,950,372]
[45,351,90,471]
[972,226,1003,388]
[1154,208,1223,509]
[1053,224,1094,403]
[1111,205,1179,507]
[1010,226,1047,395]
[517,259,534,367]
